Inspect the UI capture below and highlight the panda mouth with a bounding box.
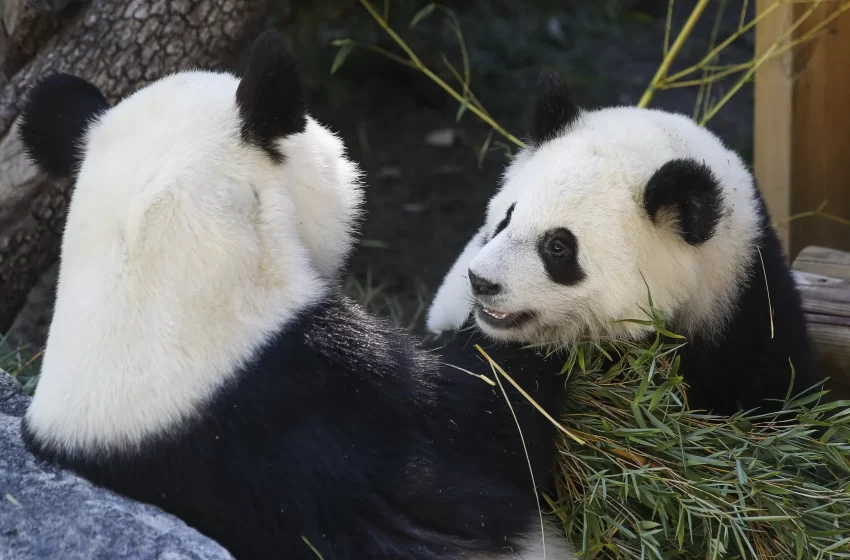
[476,306,534,328]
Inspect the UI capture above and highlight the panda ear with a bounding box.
[236,30,307,163]
[644,158,723,246]
[18,72,110,177]
[530,72,580,146]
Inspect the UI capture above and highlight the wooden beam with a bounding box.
[793,245,850,280]
[755,0,794,251]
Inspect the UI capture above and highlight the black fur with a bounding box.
[492,203,516,238]
[18,72,109,177]
[235,30,307,163]
[530,72,580,147]
[24,296,564,560]
[665,193,819,415]
[538,227,585,286]
[644,158,724,246]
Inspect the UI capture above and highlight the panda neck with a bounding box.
[25,259,330,455]
[664,208,817,413]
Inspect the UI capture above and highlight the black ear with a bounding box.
[530,72,580,146]
[644,158,723,246]
[236,30,307,163]
[18,72,109,177]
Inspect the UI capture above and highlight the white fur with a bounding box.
[470,522,575,559]
[26,70,363,452]
[428,107,759,346]
[425,225,486,333]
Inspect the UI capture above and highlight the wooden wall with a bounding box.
[754,1,850,260]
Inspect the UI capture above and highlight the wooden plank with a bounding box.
[791,248,850,394]
[793,270,850,318]
[789,3,850,258]
[754,0,794,252]
[793,245,850,280]
[806,322,850,388]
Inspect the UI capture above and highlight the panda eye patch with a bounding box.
[538,227,585,286]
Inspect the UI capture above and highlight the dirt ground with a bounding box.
[6,0,757,350]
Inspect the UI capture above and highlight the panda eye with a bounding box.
[547,238,569,258]
[538,227,584,285]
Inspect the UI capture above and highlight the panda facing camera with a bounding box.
[427,73,819,416]
[18,31,574,560]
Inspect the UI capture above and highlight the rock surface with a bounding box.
[0,369,234,560]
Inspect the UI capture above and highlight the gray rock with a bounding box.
[0,369,234,560]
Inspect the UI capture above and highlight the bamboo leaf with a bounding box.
[409,3,436,28]
[330,41,355,74]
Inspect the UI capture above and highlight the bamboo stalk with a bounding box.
[638,0,712,108]
[359,0,526,148]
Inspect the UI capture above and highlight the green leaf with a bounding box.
[640,271,654,308]
[635,372,650,403]
[477,129,494,169]
[735,459,747,485]
[612,318,654,326]
[648,381,670,411]
[669,355,681,377]
[676,508,685,549]
[784,357,797,407]
[561,345,579,375]
[644,407,675,437]
[823,536,850,552]
[409,3,436,28]
[455,100,469,122]
[656,327,686,339]
[330,41,355,74]
[759,484,793,495]
[593,342,614,362]
[787,390,829,409]
[682,453,726,467]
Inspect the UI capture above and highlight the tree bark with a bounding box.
[0,0,270,334]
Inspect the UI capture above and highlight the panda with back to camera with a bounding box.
[17,30,574,560]
[427,73,819,416]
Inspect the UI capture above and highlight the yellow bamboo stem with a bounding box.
[475,344,587,445]
[667,0,780,84]
[638,0,712,108]
[359,0,526,148]
[700,0,847,124]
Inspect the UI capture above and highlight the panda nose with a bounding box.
[468,269,501,296]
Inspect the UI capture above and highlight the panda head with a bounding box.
[428,73,760,346]
[19,30,363,285]
[19,31,363,450]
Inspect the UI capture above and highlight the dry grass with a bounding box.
[0,332,42,395]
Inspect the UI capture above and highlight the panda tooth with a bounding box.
[484,308,508,320]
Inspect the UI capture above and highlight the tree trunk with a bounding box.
[0,0,270,334]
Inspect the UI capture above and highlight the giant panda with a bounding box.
[17,31,574,560]
[427,73,819,416]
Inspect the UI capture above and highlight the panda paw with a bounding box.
[426,278,474,334]
[426,226,489,334]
